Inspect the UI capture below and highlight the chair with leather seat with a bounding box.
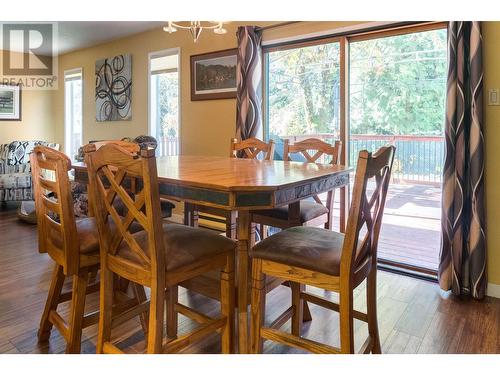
[84,142,236,353]
[31,146,148,354]
[249,146,395,354]
[251,138,342,238]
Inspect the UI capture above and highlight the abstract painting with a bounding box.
[95,54,132,121]
[190,48,237,100]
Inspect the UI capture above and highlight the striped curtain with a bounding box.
[235,26,263,141]
[440,22,486,299]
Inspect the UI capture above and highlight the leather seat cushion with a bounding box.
[250,226,345,276]
[253,201,328,223]
[50,216,143,255]
[117,223,236,271]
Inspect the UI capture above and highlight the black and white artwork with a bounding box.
[95,54,132,121]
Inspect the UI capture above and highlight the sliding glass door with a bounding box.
[349,27,447,273]
[264,23,448,275]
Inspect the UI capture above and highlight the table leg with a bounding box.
[339,181,350,233]
[236,210,255,353]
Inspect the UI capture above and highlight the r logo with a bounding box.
[2,23,54,76]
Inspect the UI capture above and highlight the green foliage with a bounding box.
[155,72,179,138]
[267,29,447,137]
[268,42,340,137]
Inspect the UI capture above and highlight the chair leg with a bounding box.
[250,259,265,354]
[38,264,65,342]
[220,253,235,354]
[339,286,354,354]
[290,282,303,336]
[66,268,90,354]
[132,283,149,338]
[367,268,381,354]
[303,299,313,322]
[259,224,267,240]
[147,282,165,353]
[226,211,237,240]
[96,265,114,354]
[166,286,178,339]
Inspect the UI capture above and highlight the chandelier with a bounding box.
[163,21,227,43]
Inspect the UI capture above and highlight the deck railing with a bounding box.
[158,136,179,156]
[277,133,445,185]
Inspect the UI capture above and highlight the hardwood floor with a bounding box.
[0,203,498,354]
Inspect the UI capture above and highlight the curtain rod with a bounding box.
[255,21,301,32]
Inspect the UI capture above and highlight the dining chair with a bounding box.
[92,140,141,153]
[84,143,236,353]
[251,138,342,237]
[249,145,395,354]
[31,146,147,353]
[185,137,275,239]
[82,140,174,219]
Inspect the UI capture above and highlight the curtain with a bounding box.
[440,21,486,299]
[235,26,263,141]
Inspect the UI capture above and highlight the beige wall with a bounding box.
[0,51,55,145]
[54,22,264,156]
[483,22,500,285]
[53,21,367,156]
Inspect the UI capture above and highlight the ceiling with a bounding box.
[1,21,165,55]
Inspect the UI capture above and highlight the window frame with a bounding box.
[63,67,83,159]
[147,47,181,155]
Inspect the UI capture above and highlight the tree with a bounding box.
[267,28,447,138]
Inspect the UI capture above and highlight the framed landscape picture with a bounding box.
[0,84,21,121]
[190,48,237,101]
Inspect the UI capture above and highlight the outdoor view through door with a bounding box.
[265,25,447,274]
[149,49,180,156]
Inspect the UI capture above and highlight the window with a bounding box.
[149,49,180,156]
[265,40,340,160]
[64,68,83,159]
[264,24,448,275]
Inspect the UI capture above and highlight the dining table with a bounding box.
[73,155,352,353]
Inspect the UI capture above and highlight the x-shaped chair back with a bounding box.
[341,146,395,275]
[230,137,275,160]
[284,138,342,209]
[84,143,165,281]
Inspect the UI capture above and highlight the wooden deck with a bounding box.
[329,182,441,271]
[377,182,441,271]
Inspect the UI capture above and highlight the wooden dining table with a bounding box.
[73,155,351,353]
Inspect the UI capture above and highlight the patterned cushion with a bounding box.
[0,188,31,201]
[0,141,59,203]
[6,141,59,166]
[0,172,32,189]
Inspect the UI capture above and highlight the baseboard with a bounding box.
[487,283,500,298]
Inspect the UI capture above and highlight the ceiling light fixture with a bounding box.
[163,21,227,43]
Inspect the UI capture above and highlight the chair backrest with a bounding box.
[230,138,275,160]
[284,138,341,165]
[30,146,79,275]
[83,143,164,284]
[284,138,342,209]
[341,146,395,277]
[92,140,140,154]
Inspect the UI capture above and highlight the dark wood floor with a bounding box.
[0,203,499,354]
